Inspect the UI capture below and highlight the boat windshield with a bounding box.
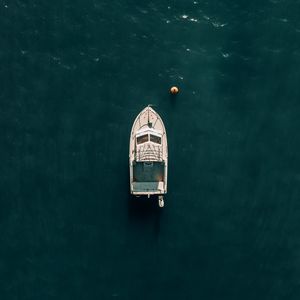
[150,134,161,144]
[137,134,148,144]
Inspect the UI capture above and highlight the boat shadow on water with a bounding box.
[127,194,163,236]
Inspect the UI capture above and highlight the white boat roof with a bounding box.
[136,127,162,137]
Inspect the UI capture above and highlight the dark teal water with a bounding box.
[1,1,300,299]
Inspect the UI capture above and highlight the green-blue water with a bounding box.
[1,1,300,299]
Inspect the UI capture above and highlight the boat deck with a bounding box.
[133,161,164,182]
[131,181,164,194]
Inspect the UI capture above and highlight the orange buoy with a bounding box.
[170,86,179,94]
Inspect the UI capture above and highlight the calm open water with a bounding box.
[1,0,300,299]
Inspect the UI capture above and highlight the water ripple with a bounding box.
[180,14,199,23]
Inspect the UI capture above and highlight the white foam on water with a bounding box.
[212,22,227,28]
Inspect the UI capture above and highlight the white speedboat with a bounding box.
[129,106,168,207]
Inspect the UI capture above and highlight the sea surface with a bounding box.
[1,0,300,299]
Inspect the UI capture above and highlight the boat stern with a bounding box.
[131,181,166,196]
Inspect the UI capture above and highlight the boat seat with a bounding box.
[132,181,164,193]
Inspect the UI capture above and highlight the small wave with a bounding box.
[203,14,227,29]
[221,52,230,58]
[180,15,199,23]
[263,48,282,55]
[52,56,61,62]
[293,50,300,56]
[212,22,227,28]
[61,64,74,70]
[139,9,148,14]
[278,17,288,23]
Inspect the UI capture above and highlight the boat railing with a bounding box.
[135,145,162,161]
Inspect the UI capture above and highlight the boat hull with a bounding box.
[129,106,168,197]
